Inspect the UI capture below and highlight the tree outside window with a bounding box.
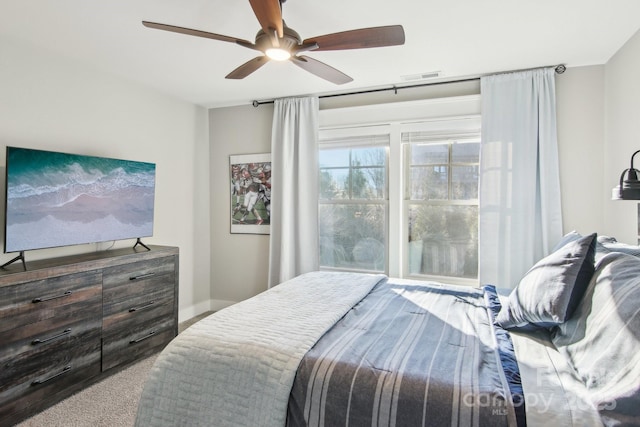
[319,143,387,272]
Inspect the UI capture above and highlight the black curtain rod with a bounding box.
[251,64,566,107]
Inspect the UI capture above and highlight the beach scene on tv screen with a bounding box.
[5,147,155,253]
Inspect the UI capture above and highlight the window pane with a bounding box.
[408,205,478,278]
[320,146,386,201]
[352,166,385,199]
[319,204,386,272]
[319,168,349,199]
[451,142,480,163]
[410,166,448,200]
[352,147,385,166]
[451,165,479,200]
[319,149,350,168]
[411,144,448,165]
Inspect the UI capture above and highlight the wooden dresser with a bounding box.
[0,245,178,426]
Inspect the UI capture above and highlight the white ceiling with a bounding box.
[2,0,640,108]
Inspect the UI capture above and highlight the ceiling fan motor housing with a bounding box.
[255,23,301,53]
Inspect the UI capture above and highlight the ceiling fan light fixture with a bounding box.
[143,0,405,84]
[265,47,291,61]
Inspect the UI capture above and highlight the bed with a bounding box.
[135,232,640,427]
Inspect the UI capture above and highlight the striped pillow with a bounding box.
[495,233,596,330]
[552,252,640,426]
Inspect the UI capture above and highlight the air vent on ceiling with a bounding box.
[400,71,441,81]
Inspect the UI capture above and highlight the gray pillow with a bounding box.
[552,230,584,251]
[552,252,640,426]
[555,230,611,261]
[495,233,596,330]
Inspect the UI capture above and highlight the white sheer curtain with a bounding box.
[479,68,563,288]
[268,96,320,287]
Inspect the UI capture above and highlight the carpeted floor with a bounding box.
[16,311,214,427]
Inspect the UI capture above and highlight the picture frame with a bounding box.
[229,153,271,234]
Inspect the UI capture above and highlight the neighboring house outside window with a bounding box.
[318,97,481,285]
[403,133,480,280]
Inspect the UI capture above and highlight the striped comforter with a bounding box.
[287,280,522,427]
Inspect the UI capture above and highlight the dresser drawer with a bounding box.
[103,288,174,335]
[0,326,101,410]
[0,314,102,367]
[0,358,101,424]
[102,317,175,371]
[0,271,102,336]
[102,256,175,290]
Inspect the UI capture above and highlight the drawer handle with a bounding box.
[129,301,155,312]
[130,330,157,344]
[31,365,72,386]
[32,290,72,303]
[129,272,156,281]
[32,328,72,345]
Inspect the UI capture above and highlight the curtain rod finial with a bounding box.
[555,64,566,74]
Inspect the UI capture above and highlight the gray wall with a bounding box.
[605,29,640,243]
[556,65,606,235]
[207,68,620,306]
[0,36,211,322]
[209,104,273,308]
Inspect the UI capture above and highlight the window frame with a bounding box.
[318,129,390,274]
[319,96,481,283]
[402,135,481,285]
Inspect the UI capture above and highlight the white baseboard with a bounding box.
[178,299,237,323]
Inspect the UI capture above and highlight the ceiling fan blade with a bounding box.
[303,25,405,51]
[226,56,270,79]
[142,21,254,46]
[248,0,284,39]
[291,56,353,85]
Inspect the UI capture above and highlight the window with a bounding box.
[318,134,389,272]
[318,111,481,284]
[404,134,480,280]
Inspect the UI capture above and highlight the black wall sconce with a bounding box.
[612,149,640,200]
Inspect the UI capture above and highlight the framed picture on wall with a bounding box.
[229,153,271,234]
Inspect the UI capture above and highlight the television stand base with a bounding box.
[133,238,151,251]
[0,251,27,271]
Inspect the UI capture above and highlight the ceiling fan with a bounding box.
[142,0,405,84]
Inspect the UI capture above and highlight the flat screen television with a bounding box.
[4,146,156,255]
